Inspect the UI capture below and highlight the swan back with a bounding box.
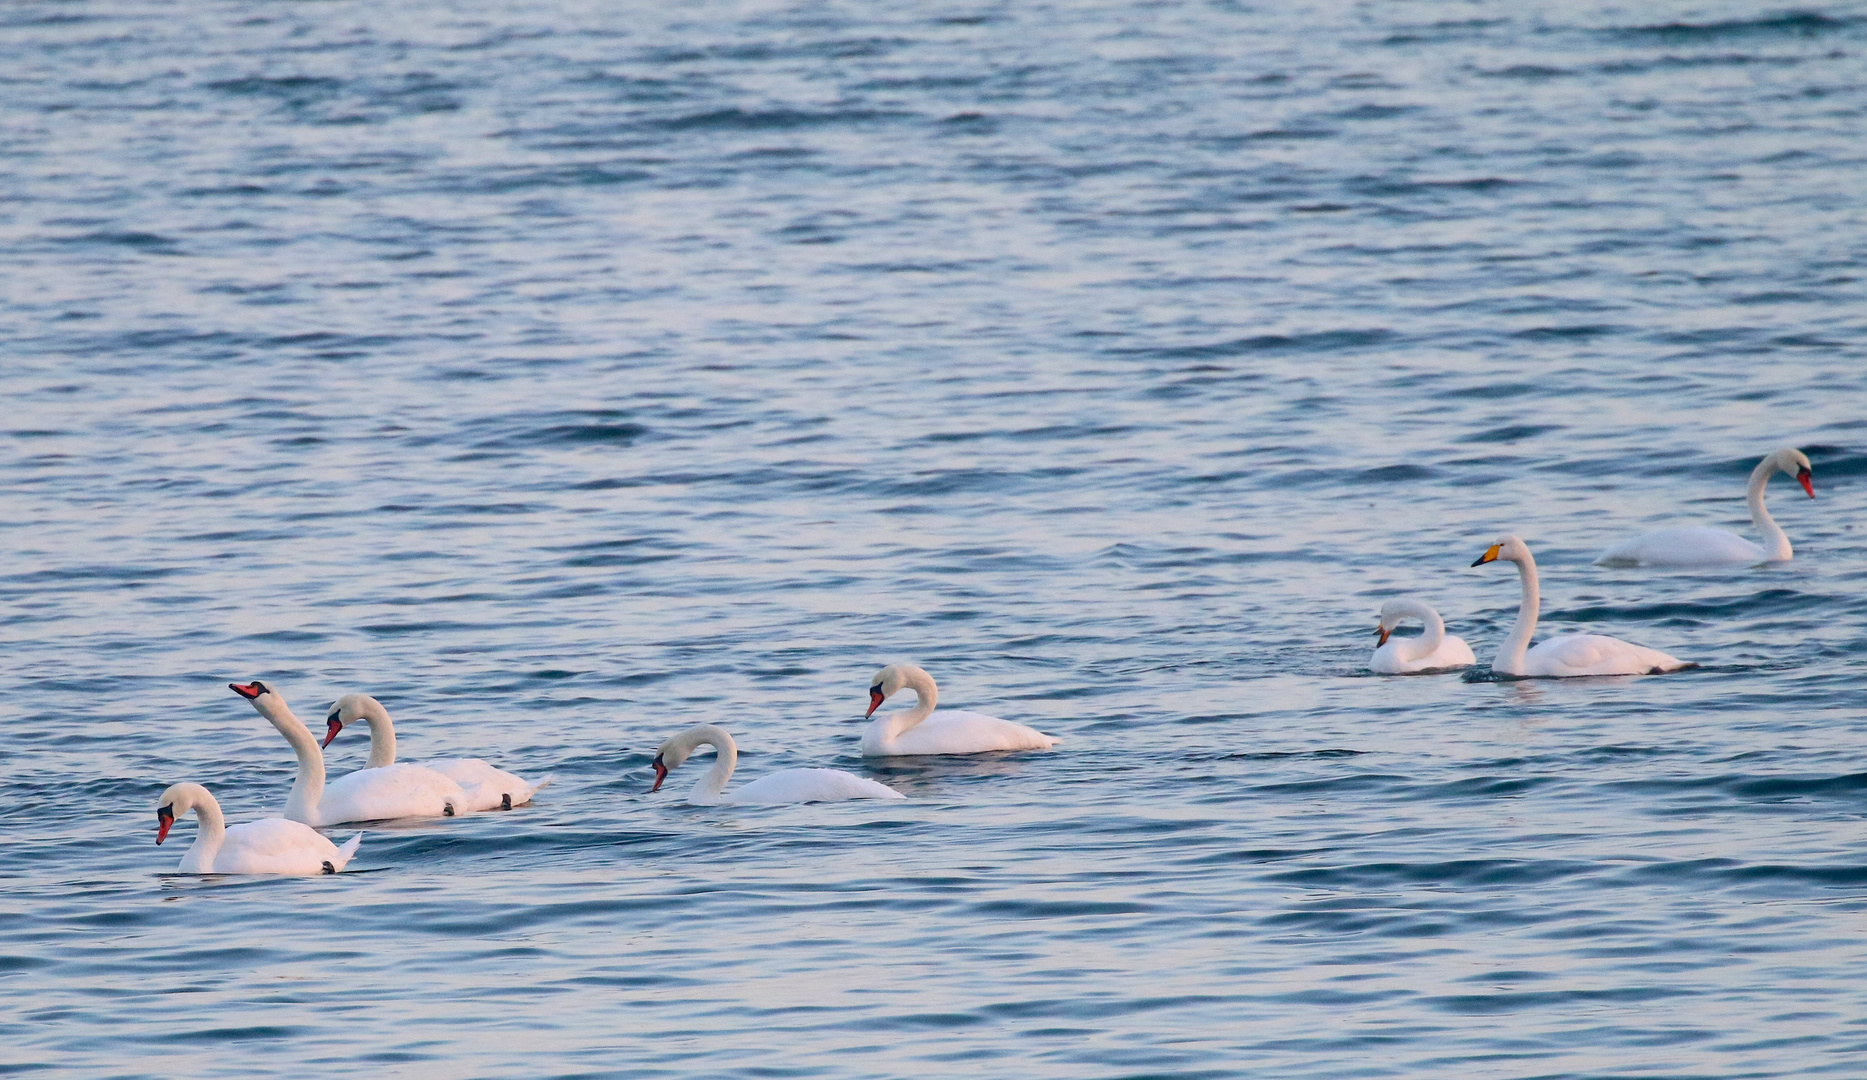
[728,768,906,805]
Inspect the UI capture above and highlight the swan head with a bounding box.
[867,664,909,718]
[323,693,387,750]
[229,679,289,718]
[155,782,208,844]
[1770,447,1815,498]
[1471,534,1531,567]
[1375,600,1418,646]
[649,726,711,792]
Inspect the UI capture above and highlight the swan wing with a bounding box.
[1524,633,1689,677]
[1595,526,1765,567]
[727,768,905,805]
[1371,635,1476,675]
[320,763,471,823]
[871,709,1059,757]
[212,819,350,875]
[428,758,546,812]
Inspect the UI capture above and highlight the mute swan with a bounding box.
[1370,598,1476,674]
[861,664,1058,757]
[1595,447,1814,567]
[649,724,904,805]
[229,681,470,826]
[323,694,549,813]
[1472,536,1691,677]
[156,782,361,875]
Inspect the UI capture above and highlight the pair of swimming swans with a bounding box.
[1374,536,1691,678]
[227,681,544,825]
[645,664,1060,805]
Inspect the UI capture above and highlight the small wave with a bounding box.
[1609,12,1853,41]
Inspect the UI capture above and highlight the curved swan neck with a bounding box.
[1398,601,1447,663]
[1495,552,1540,677]
[258,698,325,821]
[674,724,737,802]
[896,667,938,731]
[357,699,396,770]
[187,788,227,868]
[1746,456,1791,560]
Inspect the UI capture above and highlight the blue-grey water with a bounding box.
[5,1,1867,1076]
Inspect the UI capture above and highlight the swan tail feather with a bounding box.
[332,832,363,871]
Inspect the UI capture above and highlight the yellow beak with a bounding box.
[1471,543,1501,567]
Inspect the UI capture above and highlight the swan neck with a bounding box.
[680,725,736,802]
[264,701,325,822]
[1407,603,1447,662]
[1495,554,1539,676]
[898,668,937,731]
[189,789,227,869]
[1746,458,1791,560]
[362,703,396,769]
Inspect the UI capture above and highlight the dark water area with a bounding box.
[4,1,1867,1076]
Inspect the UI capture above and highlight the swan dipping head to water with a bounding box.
[1370,598,1476,674]
[649,723,903,804]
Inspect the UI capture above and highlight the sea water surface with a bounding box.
[4,1,1867,1076]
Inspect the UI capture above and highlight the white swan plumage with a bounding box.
[649,724,904,805]
[861,664,1058,756]
[1473,536,1691,677]
[156,782,361,875]
[1595,447,1814,567]
[1370,598,1476,674]
[229,681,471,826]
[323,694,549,813]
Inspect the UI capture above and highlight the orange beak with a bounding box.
[156,805,174,844]
[650,757,668,793]
[1798,467,1815,498]
[229,682,263,700]
[1376,625,1392,647]
[865,687,884,719]
[322,718,343,749]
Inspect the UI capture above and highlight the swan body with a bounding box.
[1370,598,1476,674]
[156,782,361,875]
[862,664,1058,757]
[1596,447,1814,567]
[230,682,471,826]
[1473,536,1691,677]
[649,724,904,805]
[325,693,549,813]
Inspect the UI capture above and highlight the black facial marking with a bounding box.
[253,681,270,695]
